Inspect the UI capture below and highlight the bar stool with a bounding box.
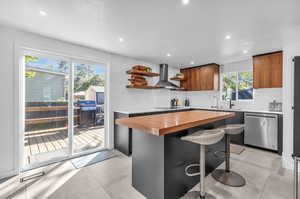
[181,129,225,199]
[212,124,246,187]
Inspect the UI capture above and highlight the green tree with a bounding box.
[25,56,38,78]
[74,64,105,92]
[238,72,253,90]
[25,56,38,63]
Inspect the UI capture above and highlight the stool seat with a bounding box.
[181,129,225,145]
[218,124,245,135]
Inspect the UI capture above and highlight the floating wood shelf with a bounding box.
[170,77,186,81]
[126,85,162,89]
[126,70,159,77]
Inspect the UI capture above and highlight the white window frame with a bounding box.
[220,71,255,102]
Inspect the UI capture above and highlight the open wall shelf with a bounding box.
[126,70,159,77]
[126,85,162,89]
[170,77,187,81]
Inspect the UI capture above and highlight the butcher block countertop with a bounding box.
[116,110,235,136]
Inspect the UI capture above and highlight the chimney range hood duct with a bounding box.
[155,64,179,89]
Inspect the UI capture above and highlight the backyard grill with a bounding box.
[78,100,97,127]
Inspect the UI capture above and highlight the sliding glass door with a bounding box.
[72,62,106,154]
[23,52,106,169]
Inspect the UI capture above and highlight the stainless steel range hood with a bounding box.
[155,64,179,89]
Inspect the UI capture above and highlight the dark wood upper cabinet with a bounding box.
[253,51,283,88]
[180,64,219,91]
[270,52,283,87]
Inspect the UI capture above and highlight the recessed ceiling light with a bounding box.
[119,37,124,42]
[190,61,194,65]
[166,53,171,57]
[182,0,190,5]
[243,50,248,54]
[225,35,231,40]
[39,10,47,16]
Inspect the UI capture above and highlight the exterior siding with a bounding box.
[25,71,65,102]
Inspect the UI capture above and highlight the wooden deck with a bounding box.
[24,126,105,165]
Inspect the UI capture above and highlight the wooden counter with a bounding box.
[116,110,235,136]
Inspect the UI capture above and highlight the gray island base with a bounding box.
[132,123,225,199]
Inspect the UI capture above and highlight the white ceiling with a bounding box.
[0,0,300,67]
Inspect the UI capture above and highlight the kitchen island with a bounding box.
[116,110,235,199]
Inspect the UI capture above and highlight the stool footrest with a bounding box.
[185,164,200,177]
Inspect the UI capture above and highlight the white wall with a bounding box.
[0,25,175,179]
[0,26,16,179]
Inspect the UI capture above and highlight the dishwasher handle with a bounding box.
[245,113,278,119]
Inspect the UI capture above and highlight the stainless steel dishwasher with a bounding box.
[244,113,278,150]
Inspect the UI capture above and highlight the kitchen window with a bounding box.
[221,72,253,101]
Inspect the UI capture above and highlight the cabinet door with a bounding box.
[199,65,219,90]
[196,68,202,90]
[210,65,219,90]
[206,66,216,90]
[199,67,206,90]
[253,52,282,88]
[192,68,201,90]
[253,55,272,88]
[183,69,193,91]
[186,69,193,91]
[270,52,283,88]
[212,65,219,90]
[189,68,195,90]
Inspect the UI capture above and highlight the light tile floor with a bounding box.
[0,147,297,199]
